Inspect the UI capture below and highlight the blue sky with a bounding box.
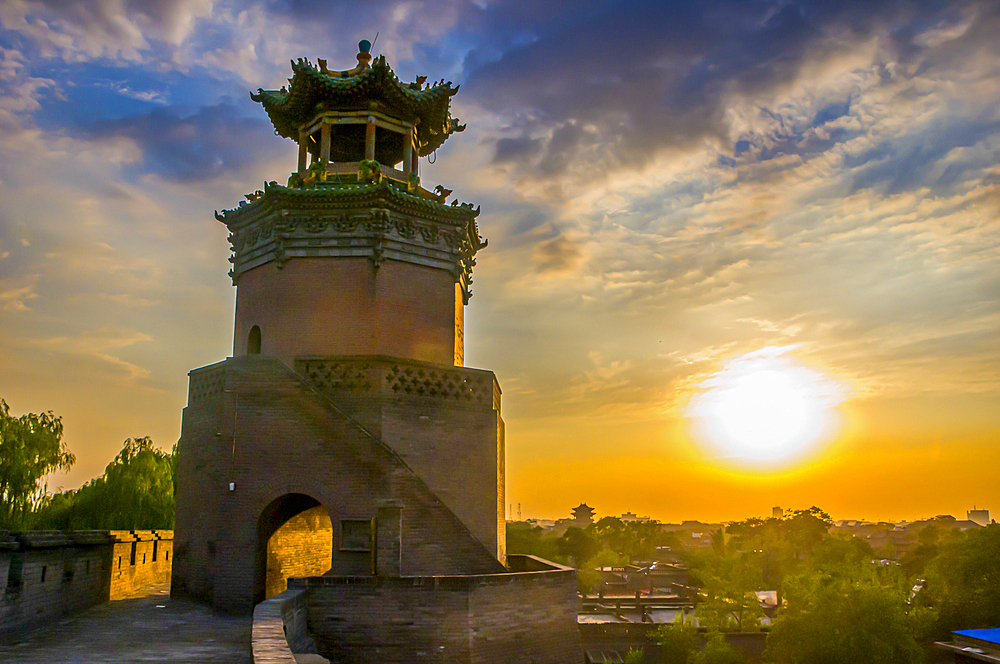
[1,0,998,521]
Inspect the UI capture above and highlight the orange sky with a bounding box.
[0,2,998,525]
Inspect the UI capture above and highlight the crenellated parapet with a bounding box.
[0,530,173,636]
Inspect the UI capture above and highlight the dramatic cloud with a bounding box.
[463,0,1000,186]
[75,103,284,182]
[0,0,213,60]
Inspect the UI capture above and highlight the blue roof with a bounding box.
[955,628,1000,645]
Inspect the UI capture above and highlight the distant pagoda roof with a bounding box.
[251,47,465,156]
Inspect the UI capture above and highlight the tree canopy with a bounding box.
[33,437,176,530]
[0,398,75,529]
[764,567,922,664]
[506,507,1000,662]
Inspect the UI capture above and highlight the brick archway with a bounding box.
[256,492,333,603]
[251,476,354,606]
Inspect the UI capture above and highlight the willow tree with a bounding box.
[34,437,175,530]
[0,399,75,529]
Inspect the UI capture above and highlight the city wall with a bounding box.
[251,587,311,664]
[272,554,581,664]
[0,530,172,637]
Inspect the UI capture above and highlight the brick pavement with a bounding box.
[0,582,252,663]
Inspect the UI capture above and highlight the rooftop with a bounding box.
[251,42,464,156]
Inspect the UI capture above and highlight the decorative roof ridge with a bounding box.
[287,54,459,102]
[249,50,465,155]
[215,179,481,223]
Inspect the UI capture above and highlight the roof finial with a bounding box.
[357,39,372,68]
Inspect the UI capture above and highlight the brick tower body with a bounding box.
[172,43,506,614]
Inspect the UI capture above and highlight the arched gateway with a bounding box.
[171,41,581,663]
[257,493,332,604]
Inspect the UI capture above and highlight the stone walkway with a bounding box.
[0,583,253,663]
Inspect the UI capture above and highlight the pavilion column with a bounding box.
[365,116,376,161]
[410,132,419,178]
[297,131,308,175]
[402,128,413,177]
[320,122,331,171]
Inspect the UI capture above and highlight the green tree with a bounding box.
[655,620,698,664]
[696,508,836,608]
[810,533,874,573]
[592,516,627,552]
[921,523,1000,636]
[33,437,175,530]
[577,546,626,595]
[505,521,565,563]
[558,526,599,567]
[0,399,75,528]
[783,507,832,555]
[688,535,765,632]
[99,437,175,528]
[696,567,765,633]
[693,632,746,664]
[764,568,922,664]
[623,647,646,664]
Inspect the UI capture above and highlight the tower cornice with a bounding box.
[217,180,485,303]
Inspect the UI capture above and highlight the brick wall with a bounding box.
[292,555,581,664]
[109,531,174,600]
[0,530,172,637]
[293,356,506,562]
[251,588,308,664]
[233,258,459,366]
[174,354,504,615]
[265,506,333,600]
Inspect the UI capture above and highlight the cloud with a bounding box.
[0,274,39,311]
[461,0,998,188]
[0,0,214,61]
[92,79,169,104]
[0,47,61,135]
[493,135,541,164]
[74,102,284,183]
[13,327,155,384]
[534,234,580,273]
[0,0,997,512]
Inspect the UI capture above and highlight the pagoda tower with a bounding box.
[171,42,506,614]
[232,41,482,367]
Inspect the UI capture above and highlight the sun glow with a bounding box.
[687,347,845,465]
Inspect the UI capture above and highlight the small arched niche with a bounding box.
[247,325,262,355]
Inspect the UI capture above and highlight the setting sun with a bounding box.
[687,347,845,465]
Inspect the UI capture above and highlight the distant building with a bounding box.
[832,513,988,560]
[772,506,784,518]
[573,503,596,527]
[620,512,650,523]
[936,628,1000,662]
[968,509,990,527]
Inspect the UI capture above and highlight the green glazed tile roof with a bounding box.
[251,56,463,156]
[217,178,480,224]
